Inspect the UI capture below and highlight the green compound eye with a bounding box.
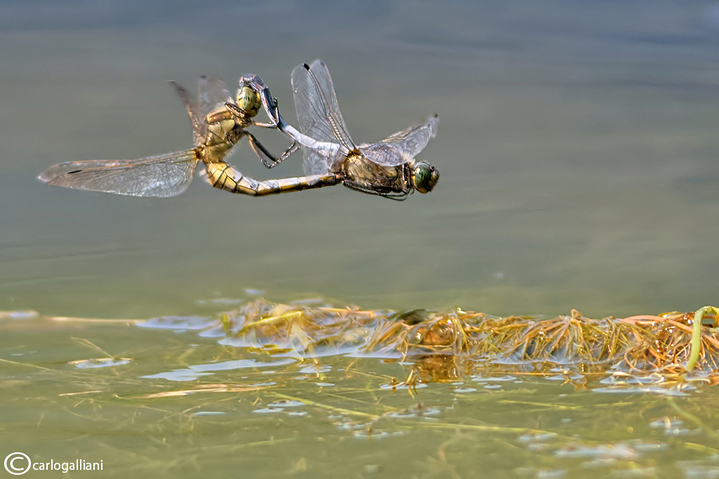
[412,162,439,194]
[238,86,261,117]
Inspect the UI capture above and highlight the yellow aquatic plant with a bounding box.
[207,300,719,384]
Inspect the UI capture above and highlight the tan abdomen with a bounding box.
[205,162,339,197]
[206,162,260,195]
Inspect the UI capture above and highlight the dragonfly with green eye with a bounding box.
[241,60,440,200]
[38,74,299,197]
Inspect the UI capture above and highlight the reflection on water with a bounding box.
[3,1,719,477]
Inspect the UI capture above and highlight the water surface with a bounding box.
[2,1,719,477]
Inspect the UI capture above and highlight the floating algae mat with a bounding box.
[138,300,719,393]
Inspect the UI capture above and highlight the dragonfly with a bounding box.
[257,59,440,200]
[38,74,300,197]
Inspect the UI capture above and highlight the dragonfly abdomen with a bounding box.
[206,162,257,195]
[205,162,338,196]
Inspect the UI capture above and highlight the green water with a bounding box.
[2,1,719,476]
[4,310,719,478]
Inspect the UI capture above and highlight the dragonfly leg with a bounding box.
[246,132,299,169]
[206,162,338,196]
[252,120,277,129]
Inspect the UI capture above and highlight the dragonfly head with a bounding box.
[237,85,262,117]
[411,162,439,194]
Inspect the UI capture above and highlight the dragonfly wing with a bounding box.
[359,143,407,167]
[40,150,199,198]
[39,160,138,183]
[171,81,205,147]
[359,115,439,167]
[306,60,353,145]
[291,61,353,175]
[199,76,232,118]
[301,149,335,176]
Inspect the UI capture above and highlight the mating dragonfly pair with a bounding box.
[39,60,439,200]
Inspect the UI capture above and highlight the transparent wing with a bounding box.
[300,149,332,176]
[170,81,205,147]
[291,60,354,175]
[380,114,438,159]
[358,143,406,167]
[39,160,134,182]
[171,77,232,148]
[39,150,199,198]
[359,115,439,167]
[199,76,231,118]
[306,60,354,146]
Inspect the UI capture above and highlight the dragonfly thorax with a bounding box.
[199,107,247,164]
[339,151,412,197]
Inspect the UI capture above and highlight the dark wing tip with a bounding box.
[302,63,310,70]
